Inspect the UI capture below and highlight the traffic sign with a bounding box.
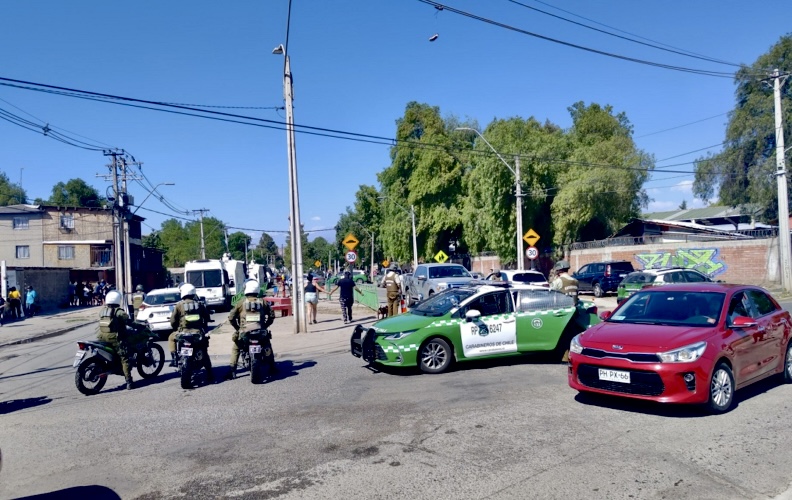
[434,250,449,263]
[526,246,539,260]
[314,260,322,268]
[523,228,541,247]
[382,260,390,268]
[343,233,359,251]
[345,250,358,263]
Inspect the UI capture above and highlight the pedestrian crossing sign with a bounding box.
[434,250,449,263]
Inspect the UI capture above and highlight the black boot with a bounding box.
[126,378,134,390]
[169,352,177,367]
[224,366,236,380]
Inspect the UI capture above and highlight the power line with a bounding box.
[505,0,741,67]
[635,112,730,138]
[417,0,739,78]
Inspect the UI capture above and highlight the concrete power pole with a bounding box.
[515,155,524,271]
[194,209,208,259]
[773,69,792,293]
[110,154,124,300]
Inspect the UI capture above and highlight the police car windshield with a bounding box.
[412,288,476,317]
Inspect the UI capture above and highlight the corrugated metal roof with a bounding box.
[0,204,42,214]
[643,205,748,221]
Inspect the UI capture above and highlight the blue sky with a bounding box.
[1,1,790,249]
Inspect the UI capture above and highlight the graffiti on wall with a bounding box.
[634,248,727,278]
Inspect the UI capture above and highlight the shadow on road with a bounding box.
[14,485,121,500]
[0,365,71,382]
[0,396,52,415]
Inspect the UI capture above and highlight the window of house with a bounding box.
[58,245,75,260]
[60,213,74,229]
[16,245,30,259]
[13,217,29,230]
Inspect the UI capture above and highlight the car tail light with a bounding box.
[77,342,86,350]
[605,265,611,277]
[139,304,147,311]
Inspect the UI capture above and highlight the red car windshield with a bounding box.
[610,290,725,327]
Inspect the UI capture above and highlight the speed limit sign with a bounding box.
[345,250,357,263]
[526,246,539,260]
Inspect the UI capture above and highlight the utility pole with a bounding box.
[773,69,792,292]
[410,205,418,270]
[515,155,524,271]
[193,209,208,259]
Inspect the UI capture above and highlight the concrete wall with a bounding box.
[13,267,72,311]
[0,213,45,267]
[569,237,780,286]
[42,243,92,269]
[40,209,113,242]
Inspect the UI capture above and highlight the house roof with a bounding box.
[0,204,144,221]
[0,204,43,215]
[642,205,760,223]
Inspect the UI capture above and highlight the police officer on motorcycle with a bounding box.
[225,279,275,380]
[168,284,213,381]
[98,290,135,390]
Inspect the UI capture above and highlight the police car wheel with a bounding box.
[419,338,452,374]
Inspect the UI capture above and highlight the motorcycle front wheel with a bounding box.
[137,343,165,379]
[75,358,108,395]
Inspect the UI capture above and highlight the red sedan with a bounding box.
[568,283,792,413]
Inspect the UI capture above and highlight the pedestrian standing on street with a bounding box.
[8,287,22,319]
[549,260,579,305]
[68,281,76,307]
[132,285,146,318]
[328,271,363,324]
[25,286,37,317]
[381,263,402,317]
[305,277,326,324]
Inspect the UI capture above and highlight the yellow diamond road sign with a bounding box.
[314,260,321,268]
[434,250,449,263]
[343,233,359,250]
[523,228,541,247]
[382,260,390,268]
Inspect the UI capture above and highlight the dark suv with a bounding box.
[573,260,634,297]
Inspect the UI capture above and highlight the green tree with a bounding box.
[283,225,309,270]
[226,231,251,261]
[38,178,105,207]
[335,185,382,270]
[158,216,226,267]
[142,231,166,251]
[461,117,567,265]
[0,171,27,205]
[305,236,334,272]
[551,102,652,247]
[254,232,282,268]
[693,35,792,221]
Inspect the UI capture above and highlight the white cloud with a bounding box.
[647,200,678,212]
[311,216,321,221]
[671,180,693,193]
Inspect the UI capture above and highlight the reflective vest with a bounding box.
[132,292,145,310]
[99,306,124,334]
[180,300,205,331]
[558,274,579,303]
[383,272,400,294]
[240,298,268,333]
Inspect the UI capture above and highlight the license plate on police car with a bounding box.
[598,368,630,384]
[180,347,193,356]
[72,350,86,367]
[249,345,262,354]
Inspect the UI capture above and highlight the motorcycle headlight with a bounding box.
[384,330,417,340]
[570,334,583,354]
[658,341,707,363]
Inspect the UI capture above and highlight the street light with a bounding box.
[455,127,525,271]
[379,196,418,270]
[273,42,307,333]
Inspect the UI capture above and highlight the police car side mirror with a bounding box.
[465,310,481,323]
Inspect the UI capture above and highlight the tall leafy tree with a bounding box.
[254,232,283,268]
[693,35,792,221]
[461,117,567,264]
[38,178,105,207]
[551,102,652,247]
[335,185,382,269]
[283,225,309,271]
[226,231,251,261]
[158,216,226,267]
[305,236,334,272]
[0,170,27,205]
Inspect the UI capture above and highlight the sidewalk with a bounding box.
[0,306,101,348]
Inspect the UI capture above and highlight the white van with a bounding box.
[184,259,230,310]
[221,255,247,296]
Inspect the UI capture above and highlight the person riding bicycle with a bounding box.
[97,290,135,390]
[225,279,275,380]
[168,284,214,382]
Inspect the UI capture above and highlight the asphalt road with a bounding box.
[2,301,792,499]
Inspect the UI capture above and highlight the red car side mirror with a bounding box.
[729,315,757,328]
[599,310,612,320]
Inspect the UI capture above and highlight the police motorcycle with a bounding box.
[176,329,212,389]
[73,324,165,395]
[238,328,276,384]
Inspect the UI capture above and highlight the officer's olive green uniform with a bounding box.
[382,271,401,317]
[551,273,579,305]
[228,296,275,369]
[97,305,133,382]
[132,291,146,316]
[169,298,213,379]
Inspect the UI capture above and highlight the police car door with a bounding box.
[514,289,575,351]
[458,290,517,359]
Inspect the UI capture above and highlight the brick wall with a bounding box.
[569,237,782,286]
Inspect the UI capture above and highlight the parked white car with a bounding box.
[485,270,549,287]
[135,288,182,335]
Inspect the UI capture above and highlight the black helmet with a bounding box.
[553,260,571,272]
[136,284,144,292]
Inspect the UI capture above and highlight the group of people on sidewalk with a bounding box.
[0,285,38,326]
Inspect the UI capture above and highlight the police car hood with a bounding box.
[372,313,440,334]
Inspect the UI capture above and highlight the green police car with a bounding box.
[351,281,599,374]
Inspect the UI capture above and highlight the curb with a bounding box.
[0,321,96,349]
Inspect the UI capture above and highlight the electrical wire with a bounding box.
[416,0,741,78]
[505,0,741,67]
[636,112,730,138]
